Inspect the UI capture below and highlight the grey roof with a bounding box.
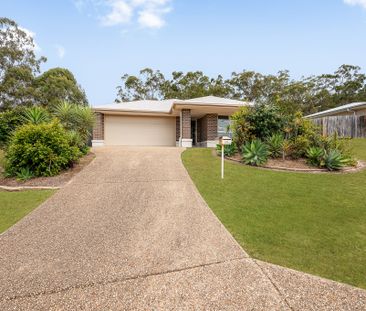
[93,96,250,114]
[305,102,366,119]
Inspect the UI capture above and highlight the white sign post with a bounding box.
[219,136,232,179]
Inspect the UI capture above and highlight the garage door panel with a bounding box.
[105,115,176,146]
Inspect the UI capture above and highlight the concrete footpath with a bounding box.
[0,147,365,310]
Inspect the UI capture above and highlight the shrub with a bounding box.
[266,133,283,158]
[245,104,284,139]
[22,106,50,125]
[0,107,25,147]
[242,139,269,166]
[5,120,81,177]
[291,135,311,159]
[230,107,254,150]
[216,142,237,157]
[230,104,285,150]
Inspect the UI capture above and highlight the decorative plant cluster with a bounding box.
[229,104,354,171]
[1,103,95,179]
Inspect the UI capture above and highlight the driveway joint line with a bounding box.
[2,256,248,303]
[252,259,295,311]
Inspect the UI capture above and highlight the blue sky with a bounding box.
[1,0,366,105]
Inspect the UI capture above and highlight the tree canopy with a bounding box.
[116,65,366,115]
[0,18,87,110]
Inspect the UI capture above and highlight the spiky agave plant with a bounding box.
[323,149,351,171]
[306,146,324,167]
[266,133,283,158]
[242,139,269,166]
[22,107,49,125]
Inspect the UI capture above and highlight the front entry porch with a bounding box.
[176,109,229,147]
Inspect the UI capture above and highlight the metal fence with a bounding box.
[311,115,366,138]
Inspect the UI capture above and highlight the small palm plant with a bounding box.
[266,133,283,158]
[22,107,49,125]
[242,139,269,166]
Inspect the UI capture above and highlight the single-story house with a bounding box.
[92,96,250,147]
[305,102,366,138]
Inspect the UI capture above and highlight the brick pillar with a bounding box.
[176,116,180,141]
[182,109,191,139]
[206,114,218,141]
[92,112,104,146]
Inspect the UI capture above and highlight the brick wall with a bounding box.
[93,112,104,140]
[181,109,191,139]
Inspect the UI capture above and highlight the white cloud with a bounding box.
[101,1,133,26]
[74,0,172,29]
[344,0,366,9]
[138,10,164,28]
[55,45,66,59]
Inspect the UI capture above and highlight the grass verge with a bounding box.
[0,190,56,233]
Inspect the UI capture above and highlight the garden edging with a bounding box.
[224,154,366,173]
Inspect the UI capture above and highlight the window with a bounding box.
[218,116,232,137]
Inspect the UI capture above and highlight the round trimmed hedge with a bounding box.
[5,120,81,177]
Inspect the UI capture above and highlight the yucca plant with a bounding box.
[22,107,49,125]
[52,101,76,131]
[52,102,95,145]
[73,105,95,142]
[266,133,283,158]
[242,139,269,166]
[306,146,325,167]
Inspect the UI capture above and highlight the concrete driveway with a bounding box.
[0,147,365,310]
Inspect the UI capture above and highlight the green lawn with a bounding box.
[182,139,366,289]
[0,190,55,233]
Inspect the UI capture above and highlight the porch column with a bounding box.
[198,114,218,147]
[92,112,104,147]
[180,109,192,147]
[206,113,218,147]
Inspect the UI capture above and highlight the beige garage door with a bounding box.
[104,115,176,146]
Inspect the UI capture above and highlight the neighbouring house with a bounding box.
[92,96,250,147]
[306,102,366,138]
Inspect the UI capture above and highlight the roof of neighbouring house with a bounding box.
[93,96,250,114]
[305,102,366,119]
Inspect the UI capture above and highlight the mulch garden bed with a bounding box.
[0,152,95,189]
[223,152,365,173]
